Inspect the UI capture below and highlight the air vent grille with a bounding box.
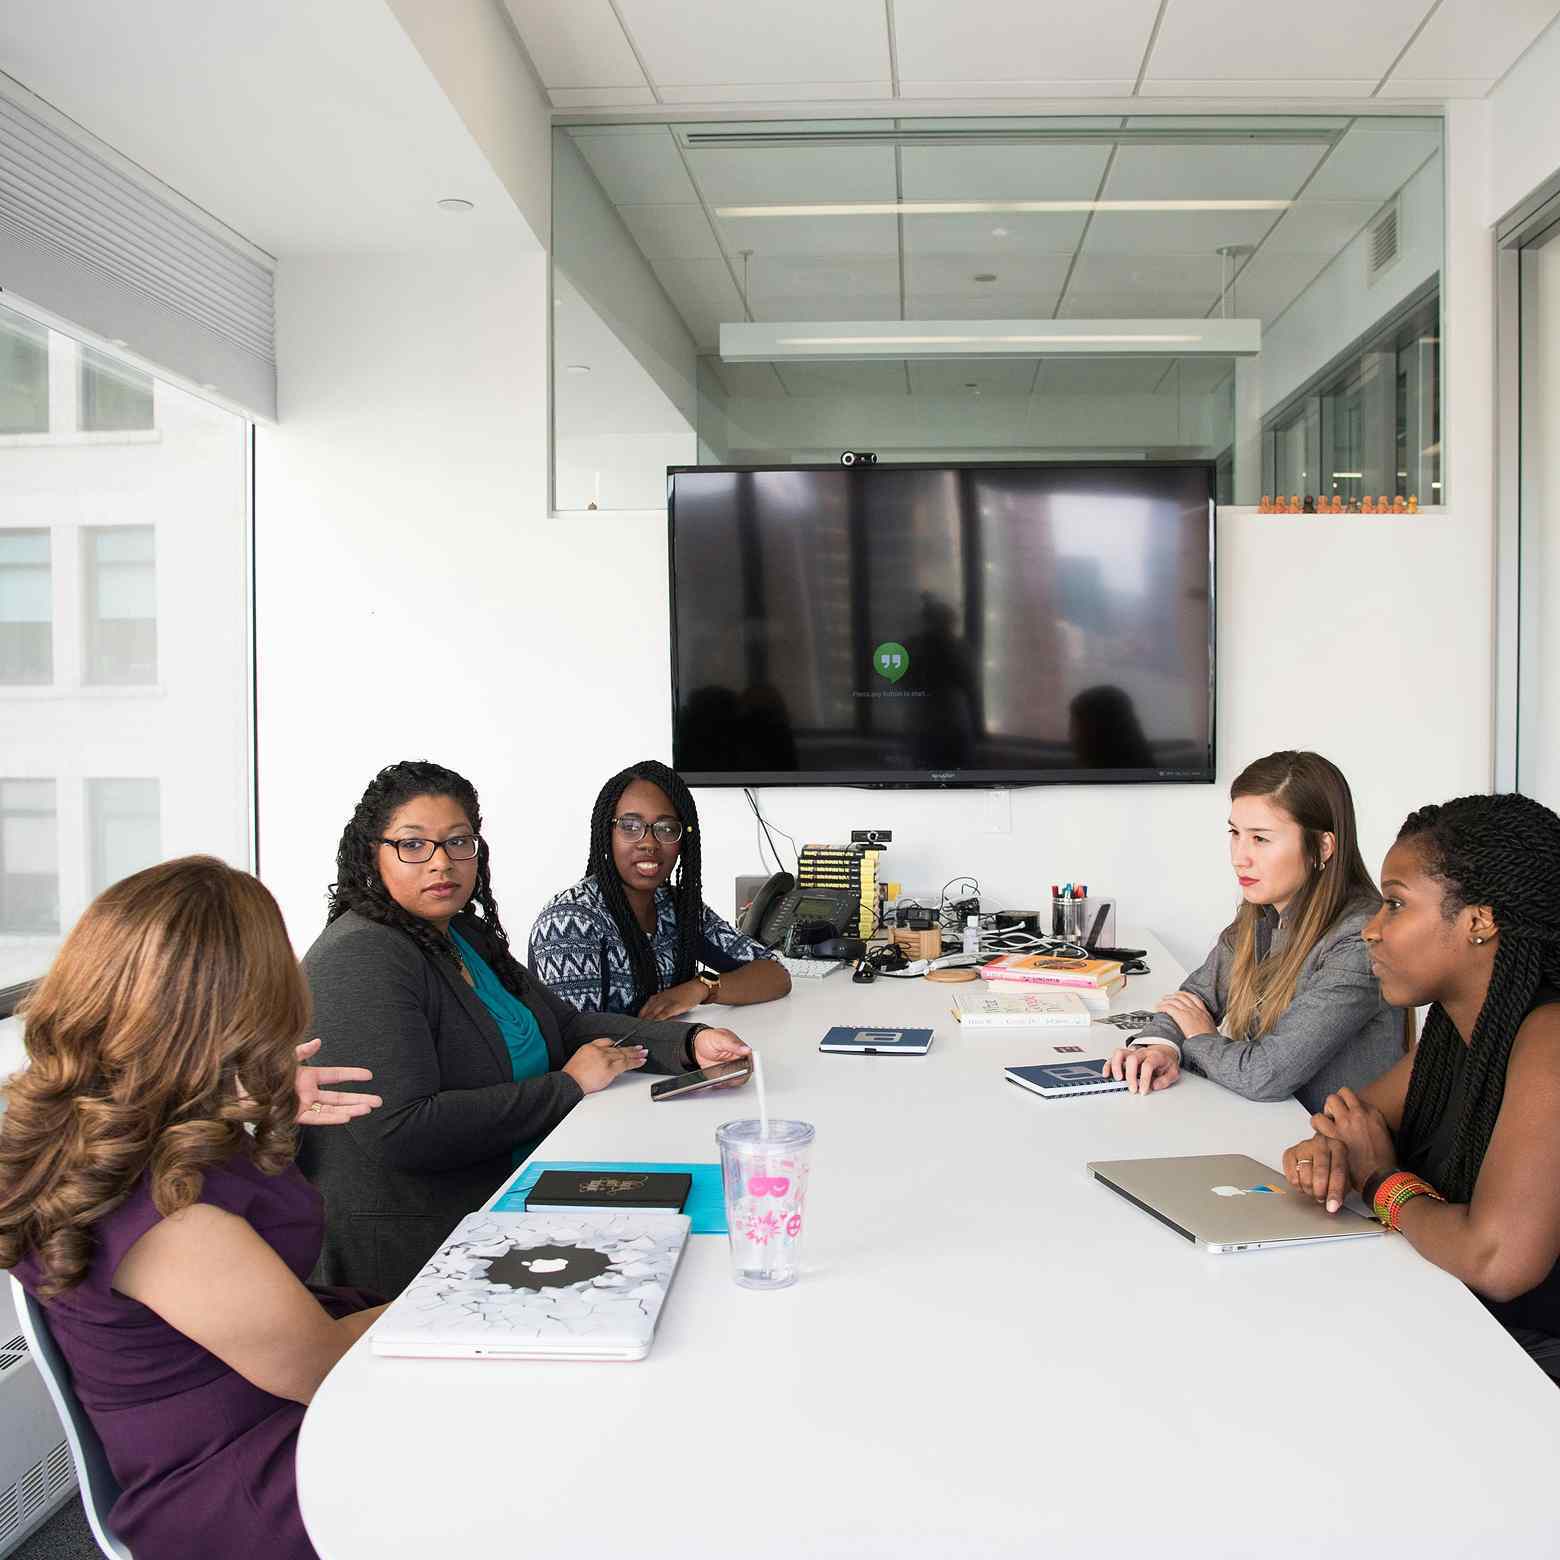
[1367,200,1400,282]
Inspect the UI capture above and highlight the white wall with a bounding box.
[254,243,674,956]
[1486,14,1560,225]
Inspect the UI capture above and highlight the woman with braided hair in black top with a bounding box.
[1282,792,1560,1379]
[530,760,790,1019]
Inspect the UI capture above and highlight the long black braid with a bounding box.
[1397,792,1560,1203]
[326,760,526,996]
[585,760,703,1012]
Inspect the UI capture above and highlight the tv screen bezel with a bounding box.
[667,459,1217,790]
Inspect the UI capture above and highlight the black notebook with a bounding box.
[524,1169,692,1213]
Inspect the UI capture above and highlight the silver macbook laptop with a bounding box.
[1087,1153,1385,1253]
[371,1210,691,1361]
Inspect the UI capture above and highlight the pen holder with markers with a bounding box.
[1052,894,1087,942]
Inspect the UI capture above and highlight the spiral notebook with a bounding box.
[1004,1060,1126,1098]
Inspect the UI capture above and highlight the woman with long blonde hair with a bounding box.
[0,856,384,1560]
[1104,751,1402,1111]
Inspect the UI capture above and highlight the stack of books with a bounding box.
[979,953,1126,1014]
[951,987,1091,1029]
[797,841,879,939]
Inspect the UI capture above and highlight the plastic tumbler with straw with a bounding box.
[716,1051,815,1289]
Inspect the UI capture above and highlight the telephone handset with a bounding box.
[739,871,859,952]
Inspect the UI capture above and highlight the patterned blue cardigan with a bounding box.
[528,872,775,1014]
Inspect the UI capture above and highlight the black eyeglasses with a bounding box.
[611,817,687,845]
[378,834,480,864]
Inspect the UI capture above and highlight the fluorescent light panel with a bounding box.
[715,199,1293,218]
[721,319,1261,362]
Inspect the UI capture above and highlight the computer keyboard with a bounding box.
[776,954,848,979]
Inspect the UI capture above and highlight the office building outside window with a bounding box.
[0,781,59,936]
[0,300,252,999]
[0,309,48,436]
[85,525,157,685]
[0,529,52,684]
[88,779,162,896]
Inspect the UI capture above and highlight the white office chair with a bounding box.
[9,1275,132,1559]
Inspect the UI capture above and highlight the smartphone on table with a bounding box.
[650,1058,752,1099]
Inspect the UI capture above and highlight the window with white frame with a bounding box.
[0,300,252,997]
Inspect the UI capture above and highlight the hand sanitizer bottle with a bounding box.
[962,915,981,956]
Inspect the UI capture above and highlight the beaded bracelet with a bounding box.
[1371,1169,1445,1230]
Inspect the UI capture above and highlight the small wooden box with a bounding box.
[889,925,943,961]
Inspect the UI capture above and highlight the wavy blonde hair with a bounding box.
[1222,751,1378,1041]
[0,856,307,1298]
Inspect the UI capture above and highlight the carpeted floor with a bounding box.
[11,1496,100,1559]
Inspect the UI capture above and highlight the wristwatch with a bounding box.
[695,970,721,1003]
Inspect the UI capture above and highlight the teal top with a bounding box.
[449,927,550,1086]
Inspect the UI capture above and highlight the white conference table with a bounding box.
[299,933,1560,1558]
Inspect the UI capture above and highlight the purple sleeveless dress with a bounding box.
[11,1154,378,1559]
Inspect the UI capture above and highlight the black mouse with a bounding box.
[852,959,876,983]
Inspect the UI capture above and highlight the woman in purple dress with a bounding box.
[0,856,386,1559]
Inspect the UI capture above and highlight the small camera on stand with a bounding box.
[840,451,879,466]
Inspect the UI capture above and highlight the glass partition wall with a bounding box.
[550,114,1443,510]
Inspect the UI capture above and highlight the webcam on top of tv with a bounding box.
[840,450,878,466]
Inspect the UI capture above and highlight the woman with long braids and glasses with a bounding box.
[1,857,385,1560]
[1104,750,1402,1110]
[298,759,751,1299]
[529,759,790,1019]
[1283,792,1560,1380]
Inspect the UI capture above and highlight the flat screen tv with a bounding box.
[668,461,1215,788]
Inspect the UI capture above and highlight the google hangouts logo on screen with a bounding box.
[873,642,909,683]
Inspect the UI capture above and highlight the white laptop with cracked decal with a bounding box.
[1086,1153,1384,1253]
[371,1210,691,1360]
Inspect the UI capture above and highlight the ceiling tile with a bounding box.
[1144,0,1429,83]
[685,143,897,206]
[701,358,790,398]
[908,360,1039,396]
[1058,253,1221,317]
[1217,250,1333,324]
[613,0,891,86]
[1080,208,1281,256]
[890,0,1161,81]
[1257,201,1380,257]
[1383,0,1560,84]
[902,211,1090,257]
[618,204,724,261]
[771,362,910,397]
[650,257,746,350]
[549,87,659,108]
[503,0,648,88]
[1371,77,1494,96]
[714,212,901,259]
[746,256,901,319]
[1103,143,1326,201]
[899,143,1110,202]
[1302,126,1441,201]
[898,78,1139,97]
[1036,358,1167,394]
[569,128,698,205]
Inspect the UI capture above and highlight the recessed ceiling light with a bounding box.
[716,198,1293,218]
[564,363,592,374]
[973,273,998,283]
[436,197,474,213]
[990,227,1009,238]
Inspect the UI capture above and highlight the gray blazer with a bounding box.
[1131,898,1403,1114]
[297,908,705,1299]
